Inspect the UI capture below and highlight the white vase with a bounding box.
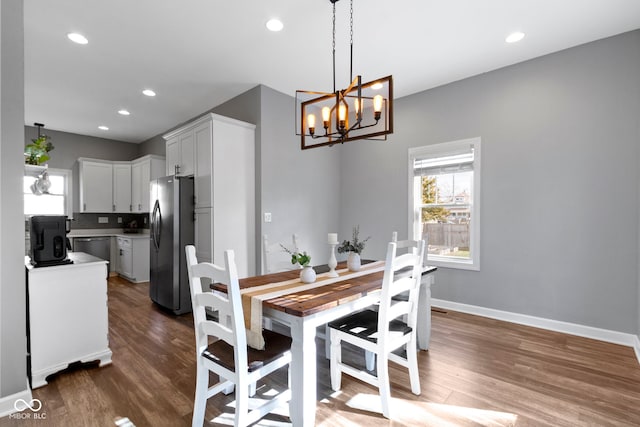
[300,266,316,283]
[347,252,361,272]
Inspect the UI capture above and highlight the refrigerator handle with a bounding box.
[154,200,162,249]
[151,200,160,250]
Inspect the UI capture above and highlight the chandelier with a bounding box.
[295,0,393,150]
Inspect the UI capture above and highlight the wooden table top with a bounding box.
[213,261,436,318]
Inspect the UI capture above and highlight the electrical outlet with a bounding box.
[98,217,109,224]
[264,212,272,223]
[117,217,123,224]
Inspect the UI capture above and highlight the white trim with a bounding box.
[432,298,640,357]
[163,112,255,140]
[408,137,481,271]
[0,387,32,418]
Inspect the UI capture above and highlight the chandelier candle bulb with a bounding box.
[307,114,316,135]
[338,104,347,129]
[373,95,383,120]
[322,107,331,129]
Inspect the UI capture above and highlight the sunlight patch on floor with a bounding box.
[209,393,291,426]
[346,393,518,426]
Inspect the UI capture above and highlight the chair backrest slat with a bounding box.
[377,240,425,339]
[263,233,303,274]
[185,245,248,369]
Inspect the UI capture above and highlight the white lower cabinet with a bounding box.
[116,236,150,283]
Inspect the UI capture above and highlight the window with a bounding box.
[409,138,480,270]
[24,168,73,217]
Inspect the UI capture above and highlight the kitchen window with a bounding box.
[409,138,481,270]
[24,168,73,217]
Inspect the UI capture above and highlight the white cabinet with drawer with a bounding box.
[116,235,150,283]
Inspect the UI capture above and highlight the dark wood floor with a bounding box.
[2,276,640,426]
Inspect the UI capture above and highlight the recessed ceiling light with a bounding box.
[118,109,130,116]
[67,32,88,45]
[98,125,109,131]
[266,19,284,32]
[142,89,156,97]
[371,82,383,90]
[505,32,525,43]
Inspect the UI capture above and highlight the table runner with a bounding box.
[242,260,385,350]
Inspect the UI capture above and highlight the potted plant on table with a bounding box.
[281,244,316,283]
[337,226,371,271]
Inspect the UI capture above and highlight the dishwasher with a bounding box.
[73,237,111,263]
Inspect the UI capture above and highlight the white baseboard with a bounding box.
[432,298,640,364]
[633,335,640,365]
[0,387,32,418]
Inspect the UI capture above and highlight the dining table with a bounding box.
[218,260,437,426]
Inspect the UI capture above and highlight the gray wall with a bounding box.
[339,30,640,334]
[253,86,341,272]
[24,125,140,170]
[23,126,143,216]
[1,0,27,398]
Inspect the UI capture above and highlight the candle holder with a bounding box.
[327,243,338,278]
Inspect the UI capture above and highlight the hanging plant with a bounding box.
[25,124,54,165]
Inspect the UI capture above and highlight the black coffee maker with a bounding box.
[29,215,73,267]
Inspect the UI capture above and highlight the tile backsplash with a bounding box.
[70,212,150,230]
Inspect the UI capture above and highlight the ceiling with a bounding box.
[24,0,640,144]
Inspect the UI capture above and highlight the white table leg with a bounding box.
[289,317,318,426]
[417,273,434,350]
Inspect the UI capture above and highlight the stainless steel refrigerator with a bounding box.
[149,175,194,314]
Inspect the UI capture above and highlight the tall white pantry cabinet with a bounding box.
[163,113,255,277]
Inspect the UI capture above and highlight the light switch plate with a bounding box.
[98,217,109,224]
[264,212,272,223]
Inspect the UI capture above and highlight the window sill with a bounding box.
[427,256,479,271]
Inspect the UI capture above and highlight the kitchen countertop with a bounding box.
[68,229,150,239]
[25,251,108,271]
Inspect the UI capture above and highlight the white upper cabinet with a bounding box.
[165,132,195,177]
[113,162,132,212]
[79,159,113,213]
[194,120,212,209]
[131,155,165,212]
[79,155,165,214]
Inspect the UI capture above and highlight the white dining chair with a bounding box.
[262,233,302,274]
[328,239,425,419]
[185,245,292,427]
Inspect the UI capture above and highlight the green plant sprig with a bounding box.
[280,244,311,266]
[337,225,370,255]
[25,135,54,165]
